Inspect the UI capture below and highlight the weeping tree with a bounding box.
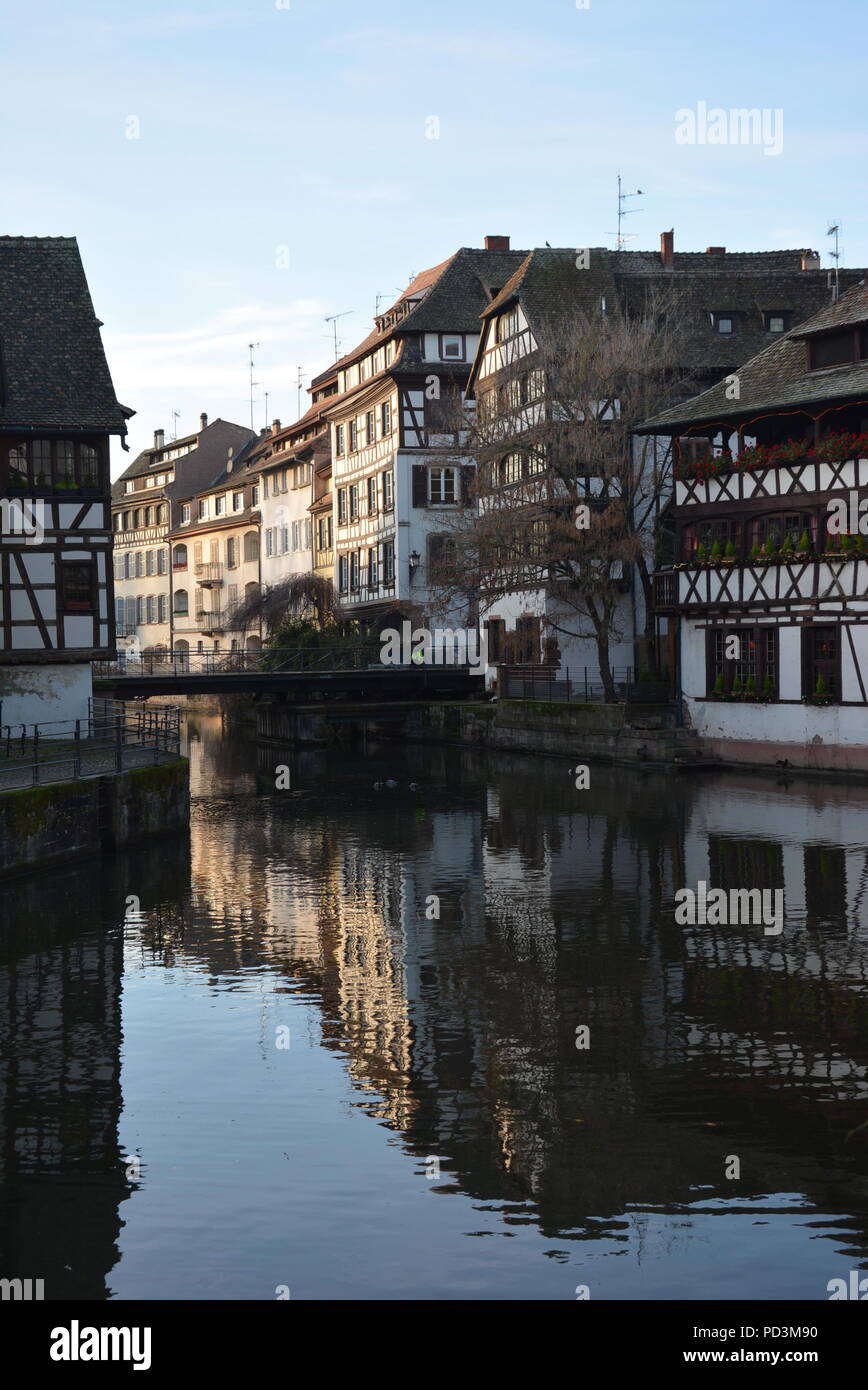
[228,573,341,648]
[429,277,690,698]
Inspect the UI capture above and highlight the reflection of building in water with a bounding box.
[0,875,131,1300]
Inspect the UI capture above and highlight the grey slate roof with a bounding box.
[638,277,868,433]
[112,419,256,501]
[0,236,132,432]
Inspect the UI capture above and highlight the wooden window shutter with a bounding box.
[412,465,428,508]
[460,466,475,506]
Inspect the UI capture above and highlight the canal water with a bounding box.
[2,714,868,1301]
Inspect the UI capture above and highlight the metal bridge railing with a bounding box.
[0,697,182,790]
[94,643,476,679]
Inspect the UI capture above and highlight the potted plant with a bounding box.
[731,673,743,698]
[713,673,725,697]
[762,535,779,562]
[750,541,762,564]
[710,539,723,564]
[761,673,775,701]
[722,539,737,564]
[797,529,811,557]
[696,541,708,565]
[809,673,834,706]
[745,674,757,700]
[780,534,794,561]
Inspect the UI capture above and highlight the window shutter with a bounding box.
[412,465,428,508]
[460,466,475,506]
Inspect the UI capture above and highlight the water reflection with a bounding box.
[2,713,868,1299]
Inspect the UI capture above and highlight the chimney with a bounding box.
[271,419,282,435]
[706,246,726,256]
[199,413,208,431]
[660,230,674,270]
[154,429,165,450]
[484,235,510,251]
[801,250,821,271]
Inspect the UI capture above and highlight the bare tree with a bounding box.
[431,282,688,699]
[228,572,339,637]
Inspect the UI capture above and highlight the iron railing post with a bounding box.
[74,720,81,779]
[115,714,123,773]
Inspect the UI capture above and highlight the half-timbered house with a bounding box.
[642,278,868,770]
[318,238,527,630]
[464,233,868,686]
[0,237,132,724]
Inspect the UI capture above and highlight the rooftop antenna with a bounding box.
[295,366,306,418]
[616,173,644,250]
[375,289,403,316]
[171,409,181,441]
[248,342,260,430]
[325,311,352,361]
[827,222,841,300]
[264,390,270,430]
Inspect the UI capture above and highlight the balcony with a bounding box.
[654,554,864,613]
[195,562,223,586]
[196,610,224,634]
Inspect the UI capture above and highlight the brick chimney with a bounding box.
[154,428,165,449]
[271,419,282,434]
[706,246,726,256]
[199,413,208,431]
[660,230,674,270]
[484,235,510,251]
[801,250,821,271]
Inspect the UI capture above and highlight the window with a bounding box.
[367,475,378,514]
[365,410,375,445]
[708,626,777,697]
[803,625,839,699]
[233,492,243,512]
[304,519,311,549]
[198,499,207,520]
[159,594,169,623]
[251,486,260,506]
[349,483,359,519]
[368,547,378,588]
[125,480,135,495]
[157,550,168,575]
[215,495,225,516]
[681,518,735,561]
[350,551,360,590]
[123,554,132,580]
[134,551,144,578]
[114,514,123,532]
[318,517,332,551]
[180,504,191,525]
[428,467,458,504]
[174,589,189,615]
[381,401,392,436]
[243,531,259,562]
[764,312,790,334]
[225,537,236,568]
[280,526,289,554]
[147,595,157,624]
[80,445,99,487]
[349,420,358,452]
[338,554,349,593]
[337,489,346,523]
[712,312,735,335]
[485,618,506,664]
[428,531,456,583]
[335,424,345,456]
[173,544,187,570]
[440,334,464,360]
[382,539,395,584]
[136,596,145,624]
[122,511,130,530]
[146,550,156,576]
[265,528,274,557]
[383,470,394,511]
[497,307,520,341]
[292,521,300,552]
[144,507,152,527]
[809,330,858,370]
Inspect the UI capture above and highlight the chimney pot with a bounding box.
[271,419,282,434]
[660,230,674,270]
[484,235,510,251]
[706,246,726,256]
[154,429,165,449]
[200,413,208,431]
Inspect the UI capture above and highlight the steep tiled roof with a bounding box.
[638,279,868,432]
[0,236,132,432]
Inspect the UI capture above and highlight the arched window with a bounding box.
[243,531,259,562]
[173,544,187,569]
[174,588,189,615]
[245,581,260,602]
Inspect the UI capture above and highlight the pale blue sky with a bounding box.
[3,0,866,468]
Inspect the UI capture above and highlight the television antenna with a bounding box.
[325,311,352,361]
[171,409,181,441]
[295,366,306,419]
[827,222,842,300]
[616,173,644,250]
[248,342,260,430]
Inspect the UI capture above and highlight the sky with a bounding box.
[3,0,867,473]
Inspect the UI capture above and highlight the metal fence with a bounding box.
[0,697,182,790]
[95,643,476,679]
[497,665,670,703]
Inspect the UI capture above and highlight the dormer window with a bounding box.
[808,328,867,370]
[764,312,790,334]
[497,307,520,342]
[440,334,464,360]
[711,312,735,336]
